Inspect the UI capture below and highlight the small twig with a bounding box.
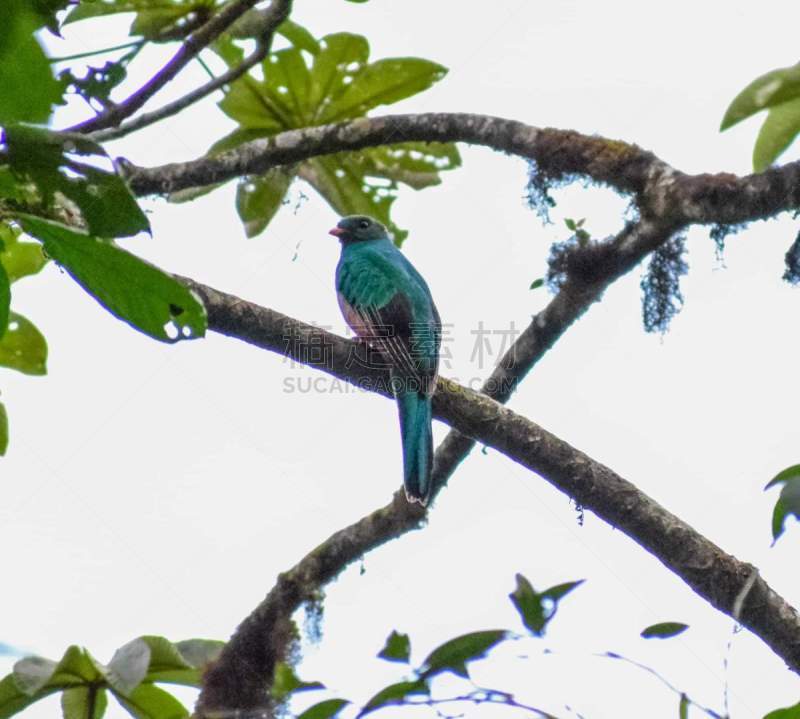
[88,0,292,143]
[68,0,265,134]
[600,651,724,719]
[49,40,144,64]
[404,689,559,718]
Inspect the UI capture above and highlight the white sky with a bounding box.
[3,1,800,718]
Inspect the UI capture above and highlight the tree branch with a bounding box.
[127,113,800,228]
[69,0,265,134]
[88,0,292,143]
[186,280,800,716]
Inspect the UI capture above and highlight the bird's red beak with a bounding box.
[329,226,345,237]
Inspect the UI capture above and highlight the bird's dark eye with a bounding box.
[358,219,370,229]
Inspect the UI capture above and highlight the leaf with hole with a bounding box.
[722,63,800,131]
[420,630,507,679]
[640,622,688,639]
[509,574,583,636]
[377,631,410,663]
[0,313,47,376]
[19,217,206,344]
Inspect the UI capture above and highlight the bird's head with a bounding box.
[329,215,387,244]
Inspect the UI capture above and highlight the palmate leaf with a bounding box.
[214,31,459,242]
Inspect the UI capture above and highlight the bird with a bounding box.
[330,215,441,505]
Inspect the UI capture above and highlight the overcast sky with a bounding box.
[3,1,800,718]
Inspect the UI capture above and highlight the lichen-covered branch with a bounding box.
[128,113,800,227]
[89,0,292,143]
[70,0,264,134]
[187,279,800,717]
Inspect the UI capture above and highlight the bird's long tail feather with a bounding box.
[396,391,433,504]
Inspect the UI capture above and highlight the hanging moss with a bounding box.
[641,234,688,333]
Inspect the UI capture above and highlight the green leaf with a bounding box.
[0,0,62,124]
[297,699,349,719]
[299,156,405,244]
[11,646,101,703]
[377,631,410,663]
[106,640,150,696]
[764,701,800,719]
[307,34,369,114]
[33,0,72,34]
[640,622,689,639]
[0,402,7,456]
[358,680,427,717]
[679,692,689,719]
[0,313,47,376]
[0,223,47,283]
[420,630,507,679]
[19,217,206,344]
[772,480,800,543]
[216,31,456,240]
[271,662,324,702]
[4,125,149,238]
[12,657,58,696]
[509,574,583,636]
[276,19,320,55]
[62,686,108,719]
[765,464,800,490]
[65,0,215,40]
[171,639,224,671]
[529,278,544,290]
[0,674,46,719]
[236,170,294,237]
[319,57,446,123]
[0,263,9,338]
[722,63,800,131]
[112,683,188,719]
[753,98,800,171]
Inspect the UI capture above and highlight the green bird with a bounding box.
[330,215,441,504]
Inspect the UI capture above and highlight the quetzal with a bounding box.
[330,215,441,505]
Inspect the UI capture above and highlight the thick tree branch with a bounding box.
[429,217,680,491]
[69,0,264,134]
[187,280,800,716]
[89,0,292,143]
[127,113,800,227]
